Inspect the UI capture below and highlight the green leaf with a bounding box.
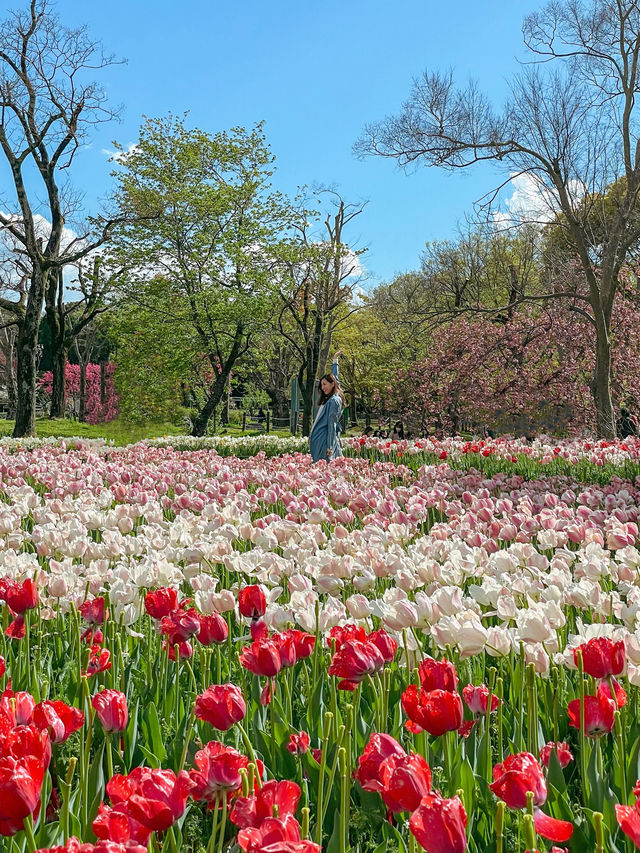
[140,701,167,763]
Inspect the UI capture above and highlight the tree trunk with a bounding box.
[301,312,324,436]
[46,268,67,419]
[301,372,315,436]
[350,389,358,426]
[1,330,17,419]
[13,268,45,438]
[266,387,288,421]
[593,326,616,439]
[78,360,87,422]
[49,338,67,418]
[14,323,38,437]
[221,378,230,425]
[191,370,228,436]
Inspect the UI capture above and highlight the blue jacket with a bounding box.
[309,361,343,463]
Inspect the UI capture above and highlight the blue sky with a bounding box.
[37,0,532,287]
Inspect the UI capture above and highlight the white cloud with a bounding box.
[101,142,139,162]
[493,172,585,229]
[0,212,90,297]
[340,247,365,280]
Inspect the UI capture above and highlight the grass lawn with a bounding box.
[0,418,297,446]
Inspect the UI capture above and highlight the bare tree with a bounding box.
[277,191,367,435]
[357,0,640,438]
[0,0,126,435]
[46,256,122,418]
[72,320,98,423]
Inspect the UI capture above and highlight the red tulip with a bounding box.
[273,633,297,668]
[236,814,302,851]
[230,779,301,829]
[525,849,569,853]
[92,690,129,733]
[238,585,266,619]
[367,629,398,663]
[160,608,200,644]
[462,684,500,715]
[327,624,367,651]
[251,620,269,642]
[457,720,476,738]
[328,639,385,690]
[144,588,178,620]
[567,692,615,736]
[196,613,229,646]
[0,754,46,836]
[36,839,148,852]
[114,767,195,832]
[401,686,464,736]
[247,843,321,853]
[616,803,640,847]
[32,700,85,744]
[240,639,282,677]
[13,692,36,726]
[0,656,5,679]
[418,657,458,692]
[85,646,112,678]
[93,800,150,845]
[490,753,573,843]
[164,640,193,660]
[355,733,406,793]
[490,753,547,809]
[259,680,274,707]
[0,722,51,768]
[539,742,573,769]
[409,792,468,853]
[4,579,38,613]
[6,615,25,639]
[286,731,310,755]
[190,740,250,805]
[379,752,432,813]
[81,627,104,645]
[0,689,34,727]
[79,597,107,625]
[285,629,315,659]
[598,677,627,708]
[574,637,625,678]
[195,684,246,731]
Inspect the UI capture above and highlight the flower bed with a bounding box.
[0,440,639,851]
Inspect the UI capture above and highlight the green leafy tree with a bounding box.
[111,116,292,435]
[106,277,193,425]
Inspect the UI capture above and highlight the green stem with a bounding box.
[339,747,348,853]
[216,799,227,853]
[207,795,220,853]
[237,722,258,767]
[22,814,37,853]
[105,732,114,782]
[576,651,589,803]
[179,709,197,771]
[320,725,346,826]
[315,712,333,847]
[496,800,505,853]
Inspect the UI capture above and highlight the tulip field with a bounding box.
[4,436,640,852]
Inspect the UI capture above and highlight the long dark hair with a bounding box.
[317,372,345,407]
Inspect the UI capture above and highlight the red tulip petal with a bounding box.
[534,809,574,842]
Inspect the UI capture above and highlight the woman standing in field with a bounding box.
[309,353,345,463]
